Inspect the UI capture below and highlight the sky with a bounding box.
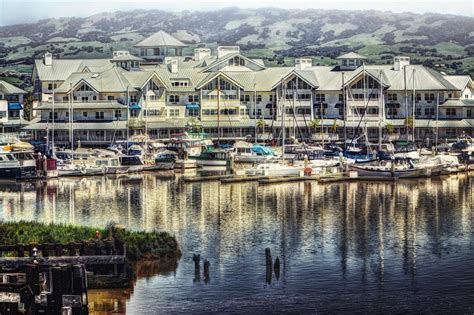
[0,0,472,26]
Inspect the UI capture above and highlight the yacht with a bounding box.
[245,162,303,177]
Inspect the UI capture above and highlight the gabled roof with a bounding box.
[343,67,390,88]
[336,52,368,59]
[271,69,319,89]
[439,99,474,107]
[0,80,27,94]
[443,75,472,91]
[134,31,187,48]
[201,53,266,72]
[34,58,112,81]
[195,71,245,90]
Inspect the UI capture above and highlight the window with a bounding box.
[96,130,105,138]
[220,108,237,115]
[81,97,89,102]
[0,111,6,118]
[448,93,452,99]
[467,109,472,117]
[424,93,435,102]
[114,110,122,119]
[49,112,58,120]
[169,95,180,103]
[315,94,325,102]
[388,108,398,116]
[257,95,262,103]
[240,108,249,116]
[424,108,435,116]
[63,96,68,101]
[145,109,160,116]
[130,95,138,103]
[339,94,343,102]
[269,94,274,102]
[169,109,179,117]
[188,109,199,117]
[387,94,397,101]
[79,84,91,91]
[108,96,115,101]
[95,112,105,120]
[82,112,88,118]
[240,95,250,103]
[446,129,456,137]
[298,94,311,100]
[415,108,421,116]
[48,83,53,90]
[416,94,422,101]
[153,48,160,55]
[446,108,456,116]
[465,94,469,99]
[188,95,199,103]
[171,80,189,87]
[296,107,311,115]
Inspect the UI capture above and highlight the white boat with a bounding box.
[348,163,424,178]
[189,150,230,167]
[95,157,130,174]
[245,163,303,177]
[232,141,276,163]
[174,159,198,170]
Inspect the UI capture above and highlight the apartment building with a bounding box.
[0,80,28,133]
[28,31,473,146]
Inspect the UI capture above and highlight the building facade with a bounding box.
[0,80,28,133]
[27,31,473,146]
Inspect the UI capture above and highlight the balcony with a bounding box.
[128,118,145,129]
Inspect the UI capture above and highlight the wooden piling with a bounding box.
[193,254,201,283]
[265,248,272,284]
[274,256,280,280]
[203,259,210,283]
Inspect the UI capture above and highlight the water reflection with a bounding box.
[0,173,473,313]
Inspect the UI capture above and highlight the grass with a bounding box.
[0,221,181,261]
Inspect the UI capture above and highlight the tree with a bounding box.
[404,116,414,129]
[309,118,320,134]
[256,119,265,141]
[386,123,395,135]
[22,94,34,121]
[186,118,203,133]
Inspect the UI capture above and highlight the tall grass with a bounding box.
[0,221,180,261]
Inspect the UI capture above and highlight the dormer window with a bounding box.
[78,84,93,91]
[171,80,189,87]
[229,56,245,66]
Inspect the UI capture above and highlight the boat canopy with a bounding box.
[129,103,141,110]
[253,145,274,155]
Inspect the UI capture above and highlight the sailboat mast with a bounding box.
[342,72,346,151]
[281,80,285,160]
[378,71,383,151]
[145,89,148,150]
[403,66,408,141]
[217,77,220,147]
[412,68,416,143]
[435,92,439,151]
[52,80,55,155]
[70,83,74,163]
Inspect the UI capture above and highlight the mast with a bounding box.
[281,80,285,160]
[378,71,383,151]
[126,86,130,150]
[217,76,220,147]
[342,72,346,151]
[403,65,408,141]
[144,89,148,150]
[362,64,369,146]
[69,83,74,163]
[254,82,257,144]
[52,80,55,155]
[435,92,439,152]
[412,68,416,143]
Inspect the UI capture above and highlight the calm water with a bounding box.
[0,173,473,314]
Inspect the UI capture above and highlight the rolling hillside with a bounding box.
[0,7,473,90]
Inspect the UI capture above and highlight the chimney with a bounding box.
[166,58,178,73]
[295,58,312,70]
[217,46,240,59]
[194,48,211,61]
[394,56,410,71]
[43,52,53,66]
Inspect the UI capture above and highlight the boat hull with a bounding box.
[0,166,37,180]
[349,165,423,178]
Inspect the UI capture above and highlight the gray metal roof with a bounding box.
[23,120,128,130]
[0,80,27,94]
[134,31,187,48]
[336,52,368,59]
[36,101,127,110]
[34,58,112,81]
[439,99,474,107]
[443,75,472,91]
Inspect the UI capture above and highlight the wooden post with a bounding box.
[203,259,210,283]
[265,248,272,284]
[193,254,200,283]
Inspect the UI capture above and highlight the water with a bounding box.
[0,173,473,313]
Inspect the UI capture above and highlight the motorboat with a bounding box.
[232,141,276,163]
[245,162,303,177]
[190,149,230,167]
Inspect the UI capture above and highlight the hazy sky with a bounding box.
[0,0,472,26]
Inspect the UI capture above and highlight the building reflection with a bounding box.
[0,173,472,310]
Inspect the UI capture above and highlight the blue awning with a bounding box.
[129,103,141,110]
[186,103,200,110]
[8,103,23,110]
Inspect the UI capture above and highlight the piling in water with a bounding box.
[203,259,210,283]
[193,254,201,283]
[265,248,272,284]
[274,256,280,280]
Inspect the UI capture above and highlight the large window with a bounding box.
[114,110,122,119]
[95,112,105,120]
[446,108,456,116]
[188,95,199,103]
[188,109,199,117]
[169,95,180,103]
[424,93,435,102]
[387,94,397,101]
[315,94,325,102]
[169,109,179,117]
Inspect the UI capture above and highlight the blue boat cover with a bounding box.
[129,103,141,110]
[8,103,23,110]
[252,145,274,155]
